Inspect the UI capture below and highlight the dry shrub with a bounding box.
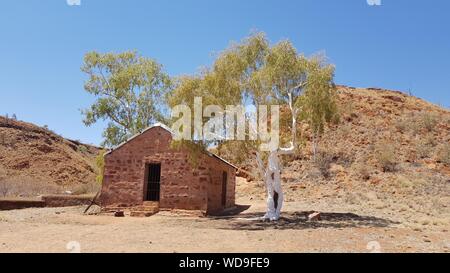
[0,177,61,197]
[71,181,101,195]
[0,166,6,178]
[95,150,106,184]
[423,133,437,147]
[437,143,450,165]
[420,112,439,132]
[337,123,352,138]
[0,167,7,196]
[0,132,5,145]
[375,141,397,172]
[395,116,415,134]
[340,101,355,119]
[77,145,88,154]
[396,175,414,189]
[415,140,434,159]
[398,112,440,135]
[313,151,333,178]
[410,120,423,136]
[0,182,9,197]
[355,162,371,181]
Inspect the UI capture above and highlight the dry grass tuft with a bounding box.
[415,139,434,159]
[313,151,334,178]
[437,143,450,165]
[374,141,398,172]
[71,182,101,195]
[420,112,439,132]
[355,162,371,181]
[0,177,61,197]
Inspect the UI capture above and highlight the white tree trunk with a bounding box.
[256,137,294,221]
[262,151,284,221]
[312,132,319,159]
[254,91,298,221]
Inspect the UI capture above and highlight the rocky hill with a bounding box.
[229,86,450,231]
[1,86,449,230]
[0,116,100,197]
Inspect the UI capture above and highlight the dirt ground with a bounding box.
[0,196,448,253]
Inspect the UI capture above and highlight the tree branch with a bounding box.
[106,112,129,130]
[278,91,297,155]
[255,151,266,178]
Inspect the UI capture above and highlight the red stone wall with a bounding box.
[206,156,236,214]
[42,194,94,207]
[100,126,236,214]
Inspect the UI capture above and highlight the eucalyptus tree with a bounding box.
[299,55,339,158]
[169,33,337,220]
[81,51,172,147]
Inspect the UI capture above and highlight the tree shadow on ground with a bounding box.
[211,208,399,231]
[208,204,252,217]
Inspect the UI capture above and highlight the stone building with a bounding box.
[100,123,237,215]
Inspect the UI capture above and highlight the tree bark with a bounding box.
[262,151,284,220]
[257,91,298,221]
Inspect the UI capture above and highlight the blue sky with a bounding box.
[0,0,449,145]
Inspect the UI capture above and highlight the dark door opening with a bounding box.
[145,163,161,201]
[221,171,228,207]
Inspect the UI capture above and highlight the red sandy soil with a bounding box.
[0,184,448,253]
[0,200,448,253]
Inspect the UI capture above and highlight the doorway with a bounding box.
[221,171,227,207]
[145,163,161,201]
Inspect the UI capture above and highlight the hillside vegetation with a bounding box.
[0,116,100,197]
[229,86,450,231]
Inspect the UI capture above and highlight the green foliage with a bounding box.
[169,32,338,161]
[217,140,259,165]
[95,150,107,185]
[77,145,88,154]
[169,33,268,116]
[297,55,339,137]
[170,140,207,167]
[81,51,172,147]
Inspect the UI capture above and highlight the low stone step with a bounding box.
[130,211,157,217]
[131,206,159,213]
[143,201,159,207]
[101,204,159,216]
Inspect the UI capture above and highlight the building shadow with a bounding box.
[208,204,252,217]
[211,210,399,231]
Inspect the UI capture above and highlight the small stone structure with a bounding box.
[100,123,237,215]
[0,195,94,211]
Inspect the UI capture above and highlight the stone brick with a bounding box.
[99,125,236,215]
